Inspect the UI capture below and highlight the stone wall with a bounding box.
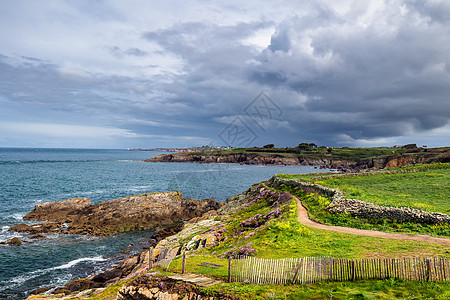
[327,198,450,224]
[273,176,450,224]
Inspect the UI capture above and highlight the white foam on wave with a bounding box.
[50,256,106,270]
[6,256,107,288]
[0,230,23,243]
[128,185,152,192]
[11,213,25,221]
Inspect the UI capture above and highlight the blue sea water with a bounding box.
[0,148,329,299]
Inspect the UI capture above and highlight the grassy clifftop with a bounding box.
[149,146,450,171]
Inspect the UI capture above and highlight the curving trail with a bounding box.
[263,183,450,246]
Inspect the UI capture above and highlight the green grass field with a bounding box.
[278,163,450,214]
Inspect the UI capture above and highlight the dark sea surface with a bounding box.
[0,148,329,299]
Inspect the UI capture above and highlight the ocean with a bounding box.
[0,148,328,299]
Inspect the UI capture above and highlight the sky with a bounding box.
[0,0,449,149]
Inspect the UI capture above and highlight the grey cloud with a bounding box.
[268,30,290,52]
[109,46,149,58]
[248,5,450,143]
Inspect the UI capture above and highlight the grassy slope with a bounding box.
[279,163,450,214]
[90,165,450,300]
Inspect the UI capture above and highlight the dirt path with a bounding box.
[263,183,450,245]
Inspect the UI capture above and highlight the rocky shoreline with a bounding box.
[27,222,187,297]
[147,151,446,172]
[23,186,248,299]
[4,191,221,295]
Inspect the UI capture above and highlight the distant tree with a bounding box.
[402,143,417,149]
[297,143,312,151]
[308,143,317,148]
[327,147,333,153]
[318,146,327,149]
[263,144,275,148]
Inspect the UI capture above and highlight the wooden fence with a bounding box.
[231,256,450,284]
[152,247,180,270]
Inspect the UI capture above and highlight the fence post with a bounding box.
[182,252,186,274]
[426,258,431,282]
[228,256,232,283]
[351,260,355,281]
[149,247,153,269]
[291,259,302,284]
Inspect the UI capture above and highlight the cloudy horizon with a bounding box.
[1,0,449,149]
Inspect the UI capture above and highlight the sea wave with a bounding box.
[11,213,25,221]
[6,256,107,288]
[50,256,106,270]
[0,159,108,165]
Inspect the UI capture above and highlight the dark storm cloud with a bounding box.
[142,20,276,117]
[248,2,450,145]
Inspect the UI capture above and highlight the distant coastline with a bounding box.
[147,146,450,172]
[127,146,232,153]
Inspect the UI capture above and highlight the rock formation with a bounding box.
[117,276,240,300]
[15,191,219,236]
[0,237,22,246]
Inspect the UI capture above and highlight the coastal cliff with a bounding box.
[147,151,448,171]
[12,191,219,236]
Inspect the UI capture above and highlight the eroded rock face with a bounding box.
[24,198,92,222]
[17,192,219,236]
[117,276,240,300]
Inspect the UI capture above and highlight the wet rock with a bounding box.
[29,286,54,295]
[9,223,43,234]
[53,287,72,295]
[9,222,62,234]
[30,233,46,239]
[120,249,132,254]
[64,277,102,292]
[91,268,123,284]
[5,237,22,245]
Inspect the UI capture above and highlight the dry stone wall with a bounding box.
[273,176,450,224]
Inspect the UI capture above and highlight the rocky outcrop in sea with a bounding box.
[11,191,220,236]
